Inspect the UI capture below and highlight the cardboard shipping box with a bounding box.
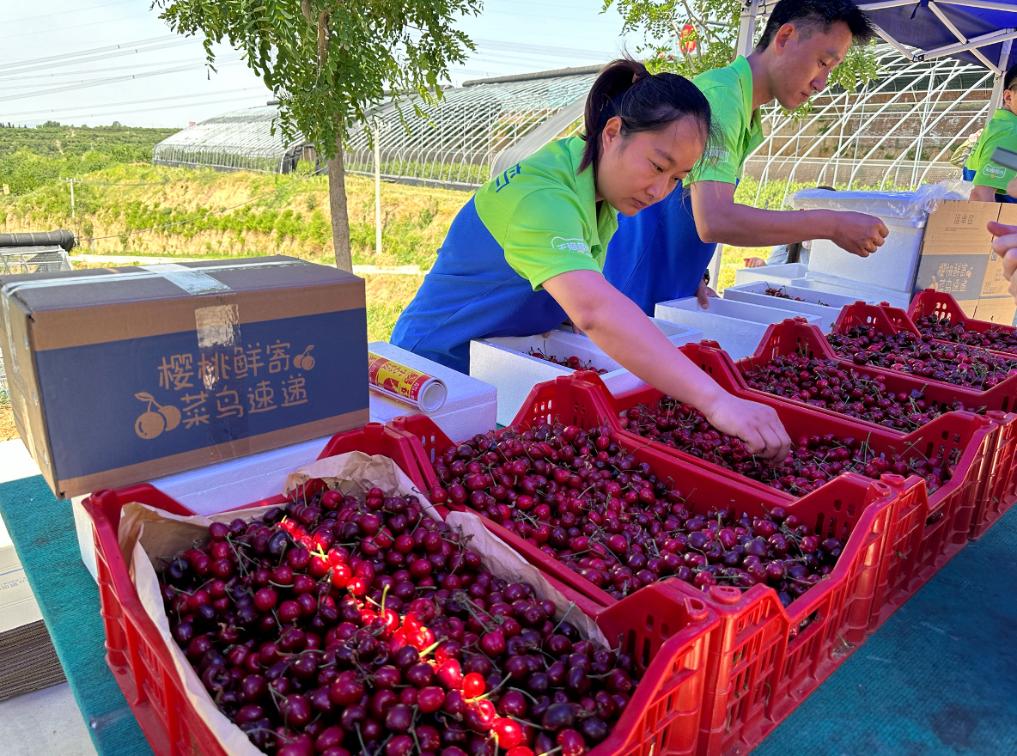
[914,200,1017,325]
[0,257,369,498]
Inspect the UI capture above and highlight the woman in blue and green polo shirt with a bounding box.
[965,64,1017,204]
[392,59,791,460]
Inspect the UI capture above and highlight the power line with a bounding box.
[0,59,247,103]
[0,55,239,83]
[0,58,246,94]
[4,0,136,26]
[1,88,266,119]
[11,94,272,124]
[0,36,192,71]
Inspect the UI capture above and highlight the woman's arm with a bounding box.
[543,269,791,460]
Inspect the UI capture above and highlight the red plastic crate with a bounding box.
[583,369,988,568]
[83,429,719,756]
[832,299,922,337]
[907,289,1017,357]
[830,301,1017,401]
[392,396,925,755]
[684,337,1017,542]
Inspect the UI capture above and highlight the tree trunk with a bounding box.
[327,133,353,271]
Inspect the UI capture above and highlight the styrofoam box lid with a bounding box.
[655,296,821,326]
[369,341,496,414]
[723,280,860,308]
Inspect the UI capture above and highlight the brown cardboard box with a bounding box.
[0,257,369,498]
[915,200,1017,325]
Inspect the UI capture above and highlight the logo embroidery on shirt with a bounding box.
[494,164,522,192]
[985,163,1008,179]
[552,237,591,255]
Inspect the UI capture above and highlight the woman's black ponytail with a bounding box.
[580,58,712,172]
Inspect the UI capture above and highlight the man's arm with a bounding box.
[970,184,998,202]
[690,181,888,257]
[987,220,1017,303]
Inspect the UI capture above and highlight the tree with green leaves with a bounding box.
[604,0,877,96]
[153,0,482,270]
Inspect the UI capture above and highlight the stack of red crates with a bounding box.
[85,422,720,756]
[393,379,926,754]
[828,300,1017,538]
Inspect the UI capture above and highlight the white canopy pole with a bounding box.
[986,38,1014,126]
[735,1,764,57]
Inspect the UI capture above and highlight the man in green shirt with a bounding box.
[965,64,1017,203]
[605,0,890,314]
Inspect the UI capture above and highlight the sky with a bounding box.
[0,0,641,129]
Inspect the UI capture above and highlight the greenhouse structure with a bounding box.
[152,48,996,198]
[343,46,996,198]
[152,105,313,174]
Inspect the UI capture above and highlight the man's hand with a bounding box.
[696,280,718,309]
[701,393,791,461]
[829,211,889,257]
[743,257,767,268]
[987,220,1017,303]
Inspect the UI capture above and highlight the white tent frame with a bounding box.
[737,0,1016,122]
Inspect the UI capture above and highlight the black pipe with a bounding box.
[0,230,76,252]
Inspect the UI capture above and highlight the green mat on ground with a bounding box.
[1,473,1013,755]
[756,507,1017,755]
[0,475,150,755]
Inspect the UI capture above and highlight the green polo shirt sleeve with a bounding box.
[967,114,1017,192]
[501,189,603,290]
[687,89,745,185]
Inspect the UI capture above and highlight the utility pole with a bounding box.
[67,178,75,220]
[374,126,382,257]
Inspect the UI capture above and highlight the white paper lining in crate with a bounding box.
[655,296,821,359]
[722,280,858,331]
[368,341,496,442]
[791,186,962,294]
[120,452,607,756]
[471,326,703,426]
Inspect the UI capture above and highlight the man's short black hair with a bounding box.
[756,0,875,51]
[1005,63,1017,92]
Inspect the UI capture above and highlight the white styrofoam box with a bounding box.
[472,328,697,426]
[368,341,497,442]
[722,281,857,331]
[790,274,912,309]
[71,495,98,582]
[792,189,931,293]
[557,318,705,346]
[655,297,821,359]
[73,437,332,581]
[150,436,330,516]
[733,262,809,288]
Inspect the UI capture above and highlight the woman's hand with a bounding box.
[701,393,791,461]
